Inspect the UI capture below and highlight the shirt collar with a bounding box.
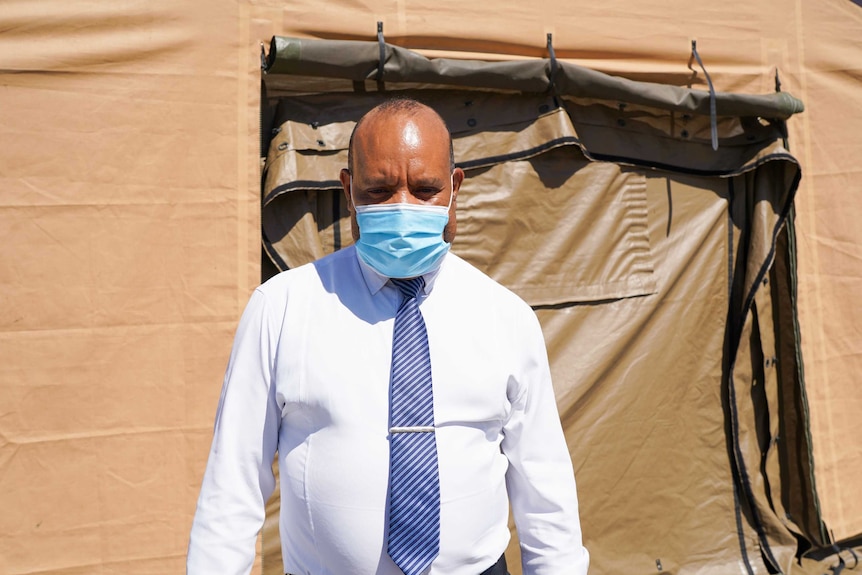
[354,248,444,297]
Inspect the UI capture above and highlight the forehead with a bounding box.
[353,109,450,167]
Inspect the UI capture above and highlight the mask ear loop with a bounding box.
[445,172,456,211]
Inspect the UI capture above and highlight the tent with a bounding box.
[1,1,860,574]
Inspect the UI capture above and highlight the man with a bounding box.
[187,98,589,575]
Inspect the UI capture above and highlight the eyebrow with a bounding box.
[358,175,446,189]
[409,176,446,188]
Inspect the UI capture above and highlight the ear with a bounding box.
[340,168,353,212]
[443,168,463,245]
[451,167,465,200]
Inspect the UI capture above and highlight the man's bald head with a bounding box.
[347,98,455,173]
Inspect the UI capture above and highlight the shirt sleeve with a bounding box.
[502,307,590,575]
[187,289,282,574]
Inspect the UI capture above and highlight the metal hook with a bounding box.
[547,33,558,92]
[690,39,718,151]
[376,21,386,88]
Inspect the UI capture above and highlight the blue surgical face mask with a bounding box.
[351,176,454,279]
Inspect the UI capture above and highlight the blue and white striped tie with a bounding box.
[387,277,440,575]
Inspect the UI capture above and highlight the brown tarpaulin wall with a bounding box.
[257,47,817,575]
[1,1,861,574]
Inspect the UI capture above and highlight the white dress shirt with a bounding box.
[187,246,589,575]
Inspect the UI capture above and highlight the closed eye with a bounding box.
[362,188,392,199]
[413,186,444,198]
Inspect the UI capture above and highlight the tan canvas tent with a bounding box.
[1,1,861,574]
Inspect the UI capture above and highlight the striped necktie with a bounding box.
[387,277,440,575]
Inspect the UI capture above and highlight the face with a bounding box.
[340,108,465,244]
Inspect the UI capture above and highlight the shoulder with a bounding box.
[439,252,535,318]
[255,246,358,303]
[433,253,547,361]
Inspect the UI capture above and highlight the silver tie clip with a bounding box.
[390,426,435,433]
